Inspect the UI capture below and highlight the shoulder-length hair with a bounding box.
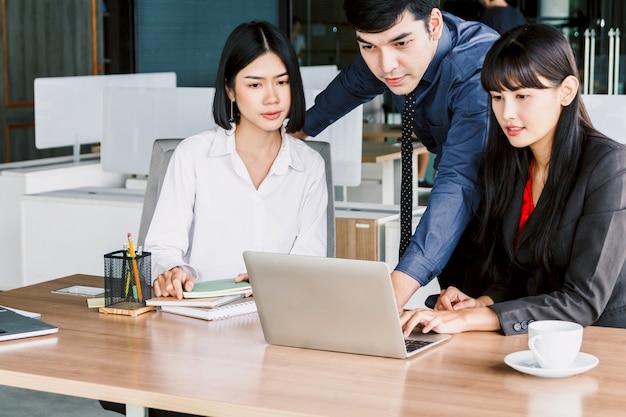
[477,24,598,289]
[213,21,305,133]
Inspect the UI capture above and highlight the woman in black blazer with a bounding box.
[400,24,626,336]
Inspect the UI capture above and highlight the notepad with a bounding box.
[160,298,257,321]
[0,307,58,342]
[52,285,105,297]
[182,279,251,299]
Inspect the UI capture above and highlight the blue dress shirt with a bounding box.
[304,13,499,286]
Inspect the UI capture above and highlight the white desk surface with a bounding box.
[21,186,145,205]
[0,153,100,173]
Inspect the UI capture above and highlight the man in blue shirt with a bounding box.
[299,0,499,309]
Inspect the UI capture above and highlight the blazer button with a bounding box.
[513,322,522,332]
[521,321,528,330]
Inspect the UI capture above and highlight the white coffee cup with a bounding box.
[527,320,583,369]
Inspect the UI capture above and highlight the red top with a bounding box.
[519,160,535,230]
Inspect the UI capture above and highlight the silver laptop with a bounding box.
[243,251,450,359]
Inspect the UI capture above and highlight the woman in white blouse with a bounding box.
[145,21,328,300]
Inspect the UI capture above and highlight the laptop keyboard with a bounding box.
[404,339,433,353]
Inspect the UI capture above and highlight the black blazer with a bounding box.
[440,133,626,335]
[484,134,626,335]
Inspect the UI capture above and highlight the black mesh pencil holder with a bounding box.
[103,250,152,307]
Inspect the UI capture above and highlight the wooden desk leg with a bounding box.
[126,404,148,417]
[381,160,395,205]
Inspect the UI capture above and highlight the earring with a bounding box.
[229,100,235,123]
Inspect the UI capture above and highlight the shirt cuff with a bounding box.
[394,252,439,287]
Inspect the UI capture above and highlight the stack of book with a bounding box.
[146,278,256,321]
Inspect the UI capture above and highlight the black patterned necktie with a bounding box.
[399,92,416,259]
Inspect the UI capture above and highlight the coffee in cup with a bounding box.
[528,320,583,369]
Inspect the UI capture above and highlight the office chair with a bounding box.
[137,138,336,257]
[137,138,182,249]
[305,140,336,257]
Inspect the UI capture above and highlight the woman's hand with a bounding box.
[399,308,467,335]
[234,273,253,297]
[233,273,249,282]
[152,266,195,299]
[400,306,500,335]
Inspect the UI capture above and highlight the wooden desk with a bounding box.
[362,123,402,142]
[335,208,399,261]
[361,141,427,205]
[362,141,427,163]
[1,275,626,417]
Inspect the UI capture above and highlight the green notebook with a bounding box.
[183,278,252,299]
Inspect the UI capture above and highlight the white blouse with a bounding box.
[144,126,328,283]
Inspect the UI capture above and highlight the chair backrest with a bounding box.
[137,138,183,248]
[306,140,336,257]
[137,138,336,257]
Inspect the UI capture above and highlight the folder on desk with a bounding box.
[0,306,58,342]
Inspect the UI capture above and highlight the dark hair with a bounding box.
[343,0,440,33]
[213,21,305,133]
[477,24,598,290]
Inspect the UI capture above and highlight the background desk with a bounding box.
[0,160,125,290]
[1,275,625,417]
[18,144,423,284]
[362,123,402,142]
[352,141,427,206]
[20,187,144,286]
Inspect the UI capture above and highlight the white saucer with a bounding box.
[504,350,599,378]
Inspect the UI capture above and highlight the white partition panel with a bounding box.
[34,72,176,149]
[300,65,339,90]
[301,66,363,186]
[582,94,626,143]
[102,85,362,186]
[101,87,216,176]
[305,89,362,187]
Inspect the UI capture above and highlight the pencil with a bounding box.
[127,233,143,302]
[123,242,131,298]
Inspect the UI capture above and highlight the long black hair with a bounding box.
[213,21,305,133]
[478,24,598,289]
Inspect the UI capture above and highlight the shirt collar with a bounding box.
[208,125,304,175]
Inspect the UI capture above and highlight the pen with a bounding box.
[127,233,143,302]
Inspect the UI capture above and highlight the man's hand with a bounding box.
[390,270,421,312]
[152,266,195,299]
[435,286,494,311]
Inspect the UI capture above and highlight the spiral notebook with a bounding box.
[160,297,257,321]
